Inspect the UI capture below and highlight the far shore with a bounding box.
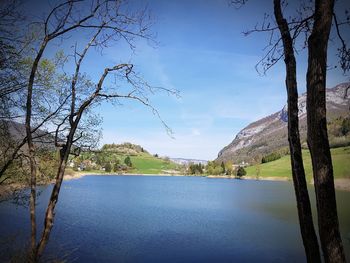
[63,171,185,180]
[1,173,349,200]
[64,172,350,191]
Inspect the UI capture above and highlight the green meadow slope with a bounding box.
[126,153,179,174]
[245,146,350,181]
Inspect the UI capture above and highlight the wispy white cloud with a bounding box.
[214,93,286,121]
[191,128,201,136]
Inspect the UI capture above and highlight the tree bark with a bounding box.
[35,132,74,259]
[35,146,70,258]
[35,113,82,259]
[273,1,321,262]
[25,39,48,261]
[306,0,345,262]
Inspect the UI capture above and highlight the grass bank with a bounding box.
[245,146,350,182]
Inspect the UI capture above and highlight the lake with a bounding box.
[0,175,349,262]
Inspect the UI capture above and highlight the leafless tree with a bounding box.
[16,0,177,261]
[230,0,349,262]
[306,1,346,261]
[273,1,321,261]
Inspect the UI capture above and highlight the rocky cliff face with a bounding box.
[217,82,350,163]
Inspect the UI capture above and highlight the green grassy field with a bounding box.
[128,153,178,174]
[245,146,350,181]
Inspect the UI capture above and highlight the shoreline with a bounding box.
[1,173,349,200]
[63,172,185,180]
[64,172,350,191]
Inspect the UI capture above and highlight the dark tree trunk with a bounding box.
[25,39,48,261]
[35,151,69,258]
[306,0,345,262]
[35,116,82,259]
[28,149,36,262]
[273,1,321,262]
[35,137,73,259]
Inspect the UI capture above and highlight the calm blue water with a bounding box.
[0,175,349,262]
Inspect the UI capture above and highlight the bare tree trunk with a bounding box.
[273,1,321,262]
[306,0,345,262]
[25,39,48,261]
[35,123,78,259]
[28,155,36,262]
[35,146,69,259]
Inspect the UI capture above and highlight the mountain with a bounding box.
[217,82,350,164]
[0,120,56,151]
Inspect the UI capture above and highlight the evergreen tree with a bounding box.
[236,166,246,178]
[124,156,132,167]
[221,161,225,174]
[341,117,350,136]
[105,163,112,172]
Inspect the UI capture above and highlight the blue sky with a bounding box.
[31,0,350,160]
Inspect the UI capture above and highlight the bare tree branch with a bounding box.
[333,12,350,73]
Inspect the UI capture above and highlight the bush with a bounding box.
[104,163,112,172]
[221,162,225,174]
[37,150,59,182]
[205,161,225,175]
[113,160,120,172]
[124,156,132,167]
[341,117,350,136]
[236,166,246,178]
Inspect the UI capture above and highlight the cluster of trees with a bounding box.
[188,163,204,175]
[341,118,350,136]
[328,116,350,137]
[342,118,350,136]
[101,143,146,154]
[206,161,225,175]
[204,161,246,177]
[71,149,133,173]
[327,116,350,148]
[104,156,132,173]
[261,152,282,163]
[256,116,350,162]
[1,147,59,186]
